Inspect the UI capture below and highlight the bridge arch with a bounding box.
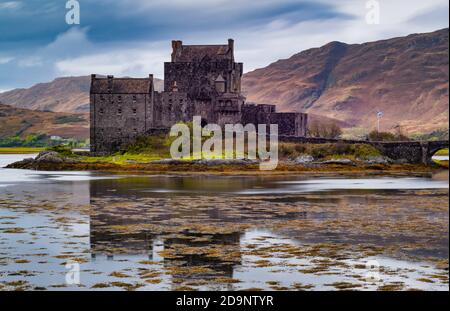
[426,142,449,165]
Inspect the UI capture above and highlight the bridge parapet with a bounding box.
[278,136,449,165]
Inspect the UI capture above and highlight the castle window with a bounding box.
[118,108,122,115]
[100,95,105,101]
[99,108,104,114]
[118,95,122,102]
[132,108,137,114]
[215,75,226,93]
[132,95,137,101]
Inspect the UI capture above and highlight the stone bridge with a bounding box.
[279,136,449,165]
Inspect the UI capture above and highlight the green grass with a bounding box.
[81,153,164,165]
[0,147,44,154]
[279,142,381,160]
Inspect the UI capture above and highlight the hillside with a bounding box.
[242,28,449,134]
[0,76,164,113]
[0,104,89,139]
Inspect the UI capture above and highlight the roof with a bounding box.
[215,74,225,82]
[90,77,153,94]
[175,44,231,62]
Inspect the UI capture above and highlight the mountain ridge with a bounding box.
[0,29,448,135]
[0,103,89,139]
[242,28,449,134]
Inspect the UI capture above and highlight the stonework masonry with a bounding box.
[90,39,308,154]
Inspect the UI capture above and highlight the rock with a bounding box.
[361,156,393,165]
[35,151,64,163]
[321,158,356,166]
[5,158,34,169]
[150,159,186,165]
[294,155,314,163]
[196,159,258,166]
[149,158,259,166]
[6,150,80,169]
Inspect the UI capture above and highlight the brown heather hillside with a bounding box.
[0,76,164,113]
[0,104,89,139]
[242,28,449,134]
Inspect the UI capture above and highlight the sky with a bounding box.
[0,0,448,92]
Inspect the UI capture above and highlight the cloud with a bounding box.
[0,56,14,65]
[0,1,22,10]
[0,0,448,90]
[55,44,169,78]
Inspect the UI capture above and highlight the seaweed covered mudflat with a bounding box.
[0,180,448,291]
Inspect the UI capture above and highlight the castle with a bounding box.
[90,39,308,154]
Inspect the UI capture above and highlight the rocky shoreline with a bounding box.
[4,150,441,175]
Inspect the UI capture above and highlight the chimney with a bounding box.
[228,39,234,51]
[149,74,154,93]
[91,74,96,79]
[171,40,183,62]
[228,39,234,62]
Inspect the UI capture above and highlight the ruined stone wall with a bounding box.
[269,113,297,136]
[241,105,308,136]
[241,104,275,126]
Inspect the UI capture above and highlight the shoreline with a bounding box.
[5,159,445,176]
[3,148,448,176]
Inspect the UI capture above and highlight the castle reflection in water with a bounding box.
[88,177,244,282]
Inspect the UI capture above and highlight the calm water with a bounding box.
[0,154,448,291]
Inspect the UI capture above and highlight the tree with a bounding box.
[368,130,410,141]
[308,121,342,139]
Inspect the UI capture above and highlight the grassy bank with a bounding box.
[8,137,446,175]
[15,159,437,176]
[0,147,45,154]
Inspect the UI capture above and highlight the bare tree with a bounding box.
[308,121,342,139]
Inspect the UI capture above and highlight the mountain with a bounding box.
[0,29,447,135]
[242,28,449,134]
[0,76,164,113]
[0,104,89,139]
